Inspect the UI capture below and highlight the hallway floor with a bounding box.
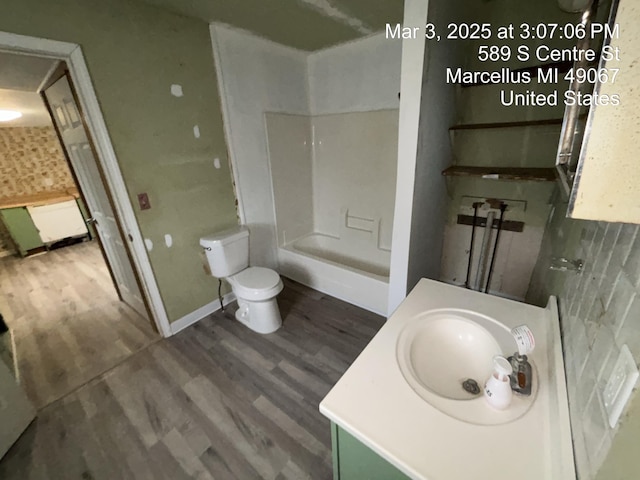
[0,241,158,408]
[0,274,385,479]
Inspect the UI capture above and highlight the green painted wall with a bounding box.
[0,0,238,322]
[595,397,640,480]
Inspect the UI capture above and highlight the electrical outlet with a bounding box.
[603,345,639,428]
[137,192,151,210]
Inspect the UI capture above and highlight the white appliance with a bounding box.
[27,199,88,244]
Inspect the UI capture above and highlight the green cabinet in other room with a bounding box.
[332,423,410,480]
[0,208,44,257]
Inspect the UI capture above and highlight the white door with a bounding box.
[0,358,35,458]
[43,74,147,318]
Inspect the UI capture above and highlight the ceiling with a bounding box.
[0,89,52,127]
[0,1,405,126]
[0,52,55,127]
[0,52,55,92]
[138,0,404,51]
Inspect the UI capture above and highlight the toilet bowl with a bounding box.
[228,267,283,334]
[200,226,283,334]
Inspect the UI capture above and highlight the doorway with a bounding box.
[0,51,160,408]
[0,30,171,338]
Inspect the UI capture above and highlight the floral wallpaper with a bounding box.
[0,126,75,199]
[0,126,75,256]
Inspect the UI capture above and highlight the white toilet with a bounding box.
[200,225,283,334]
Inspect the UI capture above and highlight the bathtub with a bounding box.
[278,233,389,316]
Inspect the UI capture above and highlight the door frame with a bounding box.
[0,31,172,337]
[41,69,148,318]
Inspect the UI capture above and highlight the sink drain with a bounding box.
[462,378,481,395]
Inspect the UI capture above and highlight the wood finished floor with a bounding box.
[0,267,385,479]
[0,241,158,408]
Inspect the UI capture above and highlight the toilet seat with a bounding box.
[230,267,283,301]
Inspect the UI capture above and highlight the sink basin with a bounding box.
[397,308,537,425]
[406,314,502,400]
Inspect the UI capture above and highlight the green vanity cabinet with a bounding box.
[0,208,44,256]
[331,423,410,480]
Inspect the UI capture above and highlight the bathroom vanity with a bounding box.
[320,279,575,479]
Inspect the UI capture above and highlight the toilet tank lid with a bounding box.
[200,225,248,248]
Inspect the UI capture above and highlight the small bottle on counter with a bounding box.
[484,355,513,410]
[508,353,533,396]
[509,325,536,396]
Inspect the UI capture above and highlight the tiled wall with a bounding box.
[0,126,74,199]
[527,196,640,479]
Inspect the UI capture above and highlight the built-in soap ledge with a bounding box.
[345,214,376,232]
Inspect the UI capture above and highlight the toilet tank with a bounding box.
[200,225,249,278]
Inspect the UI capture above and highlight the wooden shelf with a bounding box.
[442,166,557,182]
[450,118,564,131]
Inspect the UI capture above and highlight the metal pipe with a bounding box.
[485,203,508,294]
[465,203,480,289]
[474,211,495,291]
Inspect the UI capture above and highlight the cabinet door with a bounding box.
[26,200,88,243]
[333,424,410,480]
[0,208,43,257]
[566,1,640,223]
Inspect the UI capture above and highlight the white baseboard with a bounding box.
[169,292,236,335]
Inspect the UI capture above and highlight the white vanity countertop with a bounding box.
[319,279,575,480]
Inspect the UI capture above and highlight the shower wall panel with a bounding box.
[312,110,399,251]
[265,113,313,246]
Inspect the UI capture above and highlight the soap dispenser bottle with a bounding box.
[484,355,513,410]
[508,325,535,396]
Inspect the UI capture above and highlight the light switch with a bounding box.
[138,193,151,210]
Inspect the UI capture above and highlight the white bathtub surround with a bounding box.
[289,232,389,278]
[265,109,397,314]
[211,24,401,273]
[279,233,389,315]
[307,33,401,115]
[210,23,310,269]
[264,113,313,246]
[312,111,398,249]
[212,25,402,314]
[320,279,575,479]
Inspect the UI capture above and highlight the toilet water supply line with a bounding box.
[218,279,225,312]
